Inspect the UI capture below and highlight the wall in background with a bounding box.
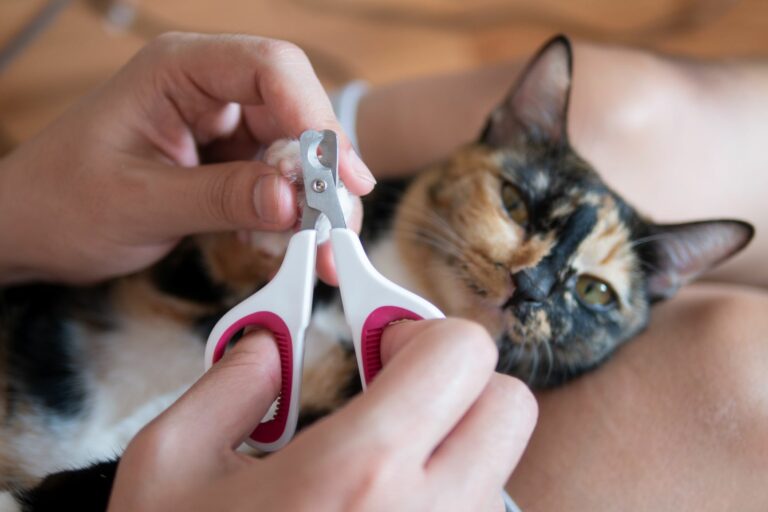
[1,0,767,146]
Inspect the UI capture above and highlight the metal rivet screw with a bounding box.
[312,179,327,193]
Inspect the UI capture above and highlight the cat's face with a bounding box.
[394,36,753,386]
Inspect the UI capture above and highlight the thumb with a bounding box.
[160,331,282,450]
[144,160,297,237]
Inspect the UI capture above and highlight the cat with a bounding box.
[2,35,753,510]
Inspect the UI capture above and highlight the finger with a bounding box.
[428,374,537,493]
[136,160,297,236]
[316,242,339,286]
[316,196,363,285]
[241,105,283,144]
[146,33,376,195]
[379,318,442,364]
[194,102,243,146]
[338,319,499,460]
[159,331,281,450]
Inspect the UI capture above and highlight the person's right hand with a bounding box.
[0,32,372,286]
[108,319,537,511]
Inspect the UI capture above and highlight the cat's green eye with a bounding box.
[574,275,617,310]
[501,183,528,225]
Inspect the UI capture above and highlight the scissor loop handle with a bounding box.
[204,230,316,452]
[331,228,446,389]
[209,312,294,445]
[359,306,426,385]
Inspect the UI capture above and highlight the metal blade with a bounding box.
[299,129,347,230]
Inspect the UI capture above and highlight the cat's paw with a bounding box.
[235,140,299,258]
[263,139,303,183]
[258,138,356,245]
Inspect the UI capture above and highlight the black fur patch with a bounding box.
[15,460,117,512]
[151,239,226,304]
[296,407,332,431]
[311,281,340,311]
[360,179,411,243]
[2,285,88,418]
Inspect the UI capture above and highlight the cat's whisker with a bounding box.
[397,220,468,256]
[527,339,541,386]
[395,225,468,261]
[629,232,679,249]
[637,259,665,275]
[396,216,469,257]
[394,202,467,248]
[542,338,555,384]
[396,229,466,259]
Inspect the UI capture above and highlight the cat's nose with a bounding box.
[510,268,555,304]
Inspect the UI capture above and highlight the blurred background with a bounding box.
[1,0,767,153]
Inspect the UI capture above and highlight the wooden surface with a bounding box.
[0,0,767,146]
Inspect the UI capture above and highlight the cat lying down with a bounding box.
[1,35,752,510]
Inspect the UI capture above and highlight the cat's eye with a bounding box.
[574,275,617,310]
[501,183,528,225]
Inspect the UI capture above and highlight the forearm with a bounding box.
[356,61,521,177]
[0,153,38,284]
[354,42,768,286]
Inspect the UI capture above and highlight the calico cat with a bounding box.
[2,35,753,510]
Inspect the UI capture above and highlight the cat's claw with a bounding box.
[245,139,355,255]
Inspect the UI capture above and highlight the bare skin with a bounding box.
[357,41,768,286]
[355,40,768,510]
[0,33,376,286]
[509,283,768,511]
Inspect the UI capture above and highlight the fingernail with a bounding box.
[254,174,286,225]
[348,148,377,186]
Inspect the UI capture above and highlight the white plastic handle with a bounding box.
[331,228,445,388]
[203,230,317,452]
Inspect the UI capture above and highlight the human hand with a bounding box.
[0,32,374,285]
[108,319,537,511]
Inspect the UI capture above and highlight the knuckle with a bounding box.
[146,31,189,57]
[443,318,498,368]
[136,32,196,76]
[257,38,308,65]
[127,421,180,470]
[409,319,498,378]
[493,374,538,423]
[347,454,401,508]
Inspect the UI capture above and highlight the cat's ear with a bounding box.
[645,220,754,301]
[481,35,573,149]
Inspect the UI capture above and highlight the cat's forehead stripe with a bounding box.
[546,205,598,268]
[572,200,638,304]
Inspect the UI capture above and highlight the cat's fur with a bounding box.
[1,36,753,509]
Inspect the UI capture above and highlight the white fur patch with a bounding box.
[368,235,427,297]
[305,304,352,368]
[0,492,20,512]
[9,317,204,480]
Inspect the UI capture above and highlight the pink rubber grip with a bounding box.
[360,306,424,385]
[211,312,292,444]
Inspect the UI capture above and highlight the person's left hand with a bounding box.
[0,32,375,285]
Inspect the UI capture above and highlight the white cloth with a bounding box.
[329,80,369,153]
